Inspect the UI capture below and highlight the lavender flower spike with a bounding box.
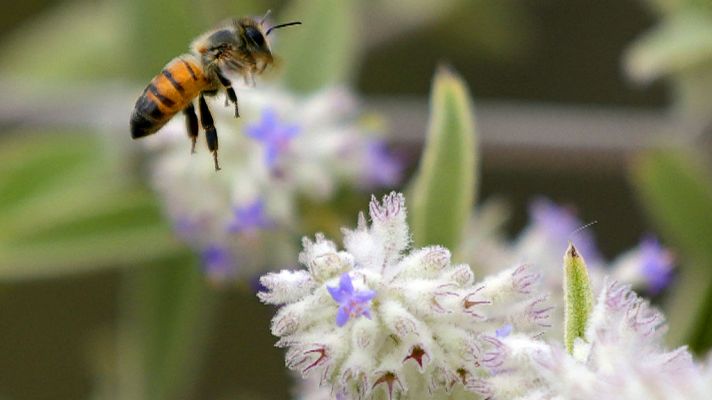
[327,272,376,326]
[259,192,551,399]
[246,108,300,168]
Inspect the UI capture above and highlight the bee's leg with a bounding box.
[198,94,220,171]
[183,103,199,154]
[216,70,239,118]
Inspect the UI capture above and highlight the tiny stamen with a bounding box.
[569,220,598,241]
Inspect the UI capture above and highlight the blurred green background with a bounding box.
[1,0,712,399]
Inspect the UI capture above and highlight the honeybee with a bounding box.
[130,14,301,171]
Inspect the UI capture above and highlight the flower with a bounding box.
[495,324,513,338]
[611,234,675,295]
[489,279,704,400]
[258,192,550,399]
[327,272,376,327]
[143,86,401,282]
[639,235,675,293]
[227,199,272,234]
[201,244,234,282]
[246,108,300,168]
[461,197,675,343]
[361,140,402,188]
[520,197,601,266]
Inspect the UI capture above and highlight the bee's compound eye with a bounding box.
[245,27,265,47]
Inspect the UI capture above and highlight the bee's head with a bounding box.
[234,18,270,72]
[239,21,269,51]
[236,14,301,72]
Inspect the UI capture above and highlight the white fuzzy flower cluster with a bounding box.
[488,279,710,400]
[143,85,400,282]
[461,198,674,340]
[259,192,551,399]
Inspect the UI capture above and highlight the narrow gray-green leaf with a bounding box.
[409,66,478,251]
[118,260,216,400]
[631,149,712,353]
[277,0,358,92]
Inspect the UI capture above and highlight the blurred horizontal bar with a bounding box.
[0,80,694,170]
[368,96,694,172]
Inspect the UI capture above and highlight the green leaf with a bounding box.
[0,226,180,281]
[0,132,179,280]
[631,149,712,353]
[624,12,712,83]
[123,0,208,79]
[117,260,217,400]
[563,243,593,355]
[0,1,130,81]
[408,66,478,251]
[277,0,358,92]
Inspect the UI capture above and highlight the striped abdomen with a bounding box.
[130,56,209,139]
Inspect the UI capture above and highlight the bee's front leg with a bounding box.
[216,70,239,118]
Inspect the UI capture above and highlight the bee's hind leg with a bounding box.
[183,103,199,154]
[198,94,221,171]
[216,70,239,118]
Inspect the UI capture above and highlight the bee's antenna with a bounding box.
[266,21,302,36]
[260,9,272,25]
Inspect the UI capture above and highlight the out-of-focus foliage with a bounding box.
[626,12,712,83]
[644,0,712,16]
[409,66,478,252]
[0,1,129,81]
[625,0,712,124]
[626,0,712,356]
[116,261,216,400]
[0,131,181,280]
[631,149,712,353]
[277,0,357,92]
[123,0,206,78]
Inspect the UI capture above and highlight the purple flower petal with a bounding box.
[336,307,350,327]
[246,108,301,168]
[201,245,234,282]
[495,324,513,338]
[327,272,376,327]
[352,290,376,302]
[362,140,402,188]
[639,234,675,295]
[327,285,347,303]
[339,272,354,293]
[228,199,272,234]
